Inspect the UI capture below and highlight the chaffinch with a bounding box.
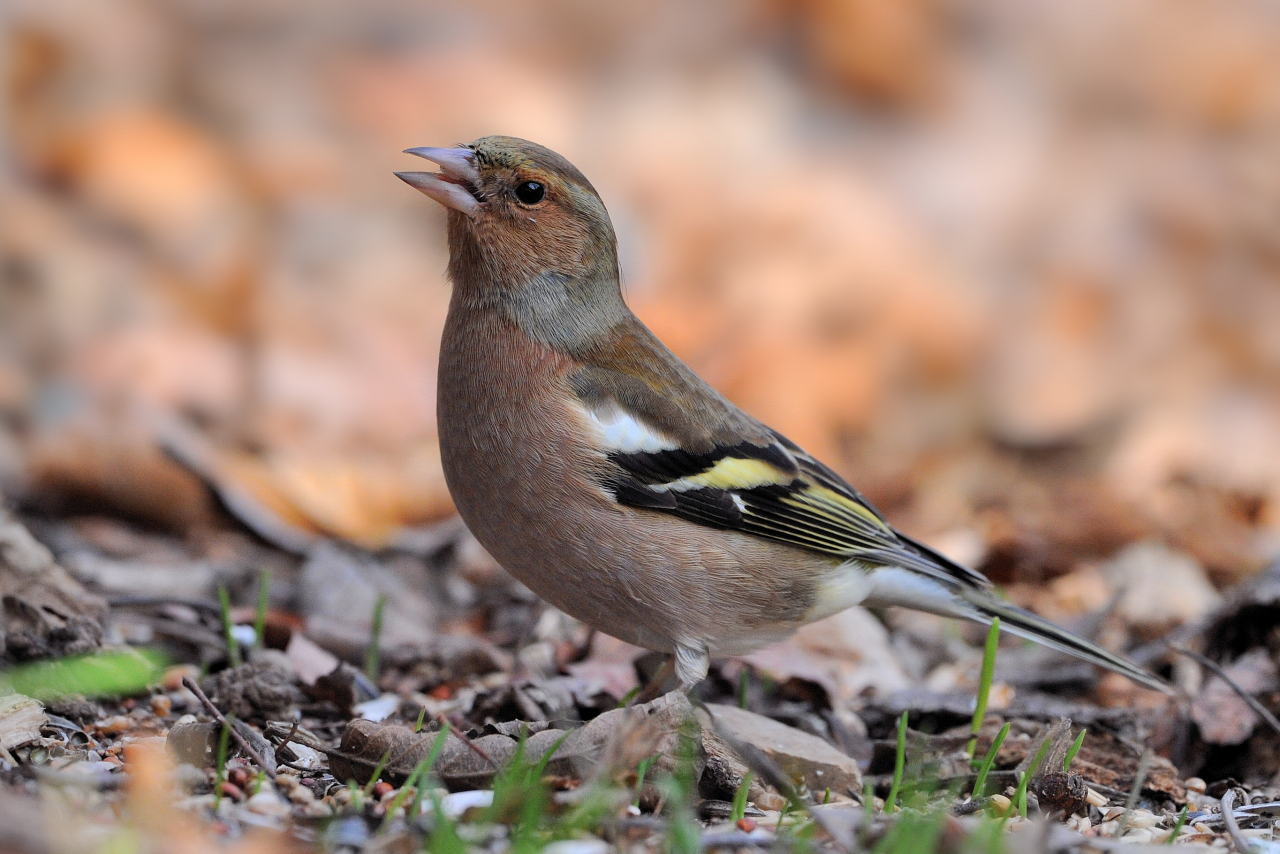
[396,136,1168,694]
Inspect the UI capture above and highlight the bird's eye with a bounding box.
[515,181,545,205]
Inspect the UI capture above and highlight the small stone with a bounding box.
[439,790,494,818]
[95,716,133,735]
[150,695,172,717]
[755,792,786,812]
[1085,788,1108,808]
[988,794,1012,815]
[174,763,207,791]
[541,840,609,854]
[246,790,290,817]
[289,785,315,805]
[1186,777,1207,794]
[372,781,393,799]
[702,705,861,795]
[737,818,757,832]
[1126,809,1160,828]
[228,767,249,788]
[162,665,201,692]
[221,782,244,801]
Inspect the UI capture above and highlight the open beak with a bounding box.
[396,147,481,216]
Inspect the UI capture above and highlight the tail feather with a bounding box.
[960,588,1172,694]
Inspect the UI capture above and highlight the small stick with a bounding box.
[437,713,498,769]
[1171,645,1280,737]
[182,676,276,778]
[1220,788,1251,853]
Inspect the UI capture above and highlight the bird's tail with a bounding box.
[959,587,1172,694]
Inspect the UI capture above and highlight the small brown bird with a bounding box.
[397,136,1167,694]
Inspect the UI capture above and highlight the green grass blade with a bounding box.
[634,755,658,807]
[1013,734,1053,818]
[967,618,1000,761]
[886,711,908,813]
[364,594,387,681]
[361,749,392,796]
[730,772,753,822]
[1063,728,1086,773]
[409,727,452,820]
[1166,804,1189,843]
[971,722,1009,800]
[213,718,231,812]
[253,571,270,651]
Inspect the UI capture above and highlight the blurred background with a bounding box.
[2,0,1279,644]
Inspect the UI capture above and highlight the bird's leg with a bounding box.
[674,641,709,694]
[631,656,676,705]
[630,642,709,704]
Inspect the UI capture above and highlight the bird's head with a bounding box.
[397,136,621,322]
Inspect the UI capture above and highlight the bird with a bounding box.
[395,135,1169,695]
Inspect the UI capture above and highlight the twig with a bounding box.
[1220,788,1252,853]
[438,713,499,769]
[182,676,277,778]
[1172,645,1280,738]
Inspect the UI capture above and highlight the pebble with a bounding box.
[541,839,609,854]
[150,695,172,717]
[95,716,133,735]
[755,793,786,812]
[228,767,249,788]
[1065,815,1091,833]
[440,790,494,818]
[246,791,291,817]
[372,781,394,799]
[737,818,757,832]
[174,763,207,790]
[162,665,201,692]
[289,786,315,806]
[1126,809,1160,828]
[1084,788,1108,808]
[988,794,1012,815]
[1186,777,1207,794]
[220,782,244,801]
